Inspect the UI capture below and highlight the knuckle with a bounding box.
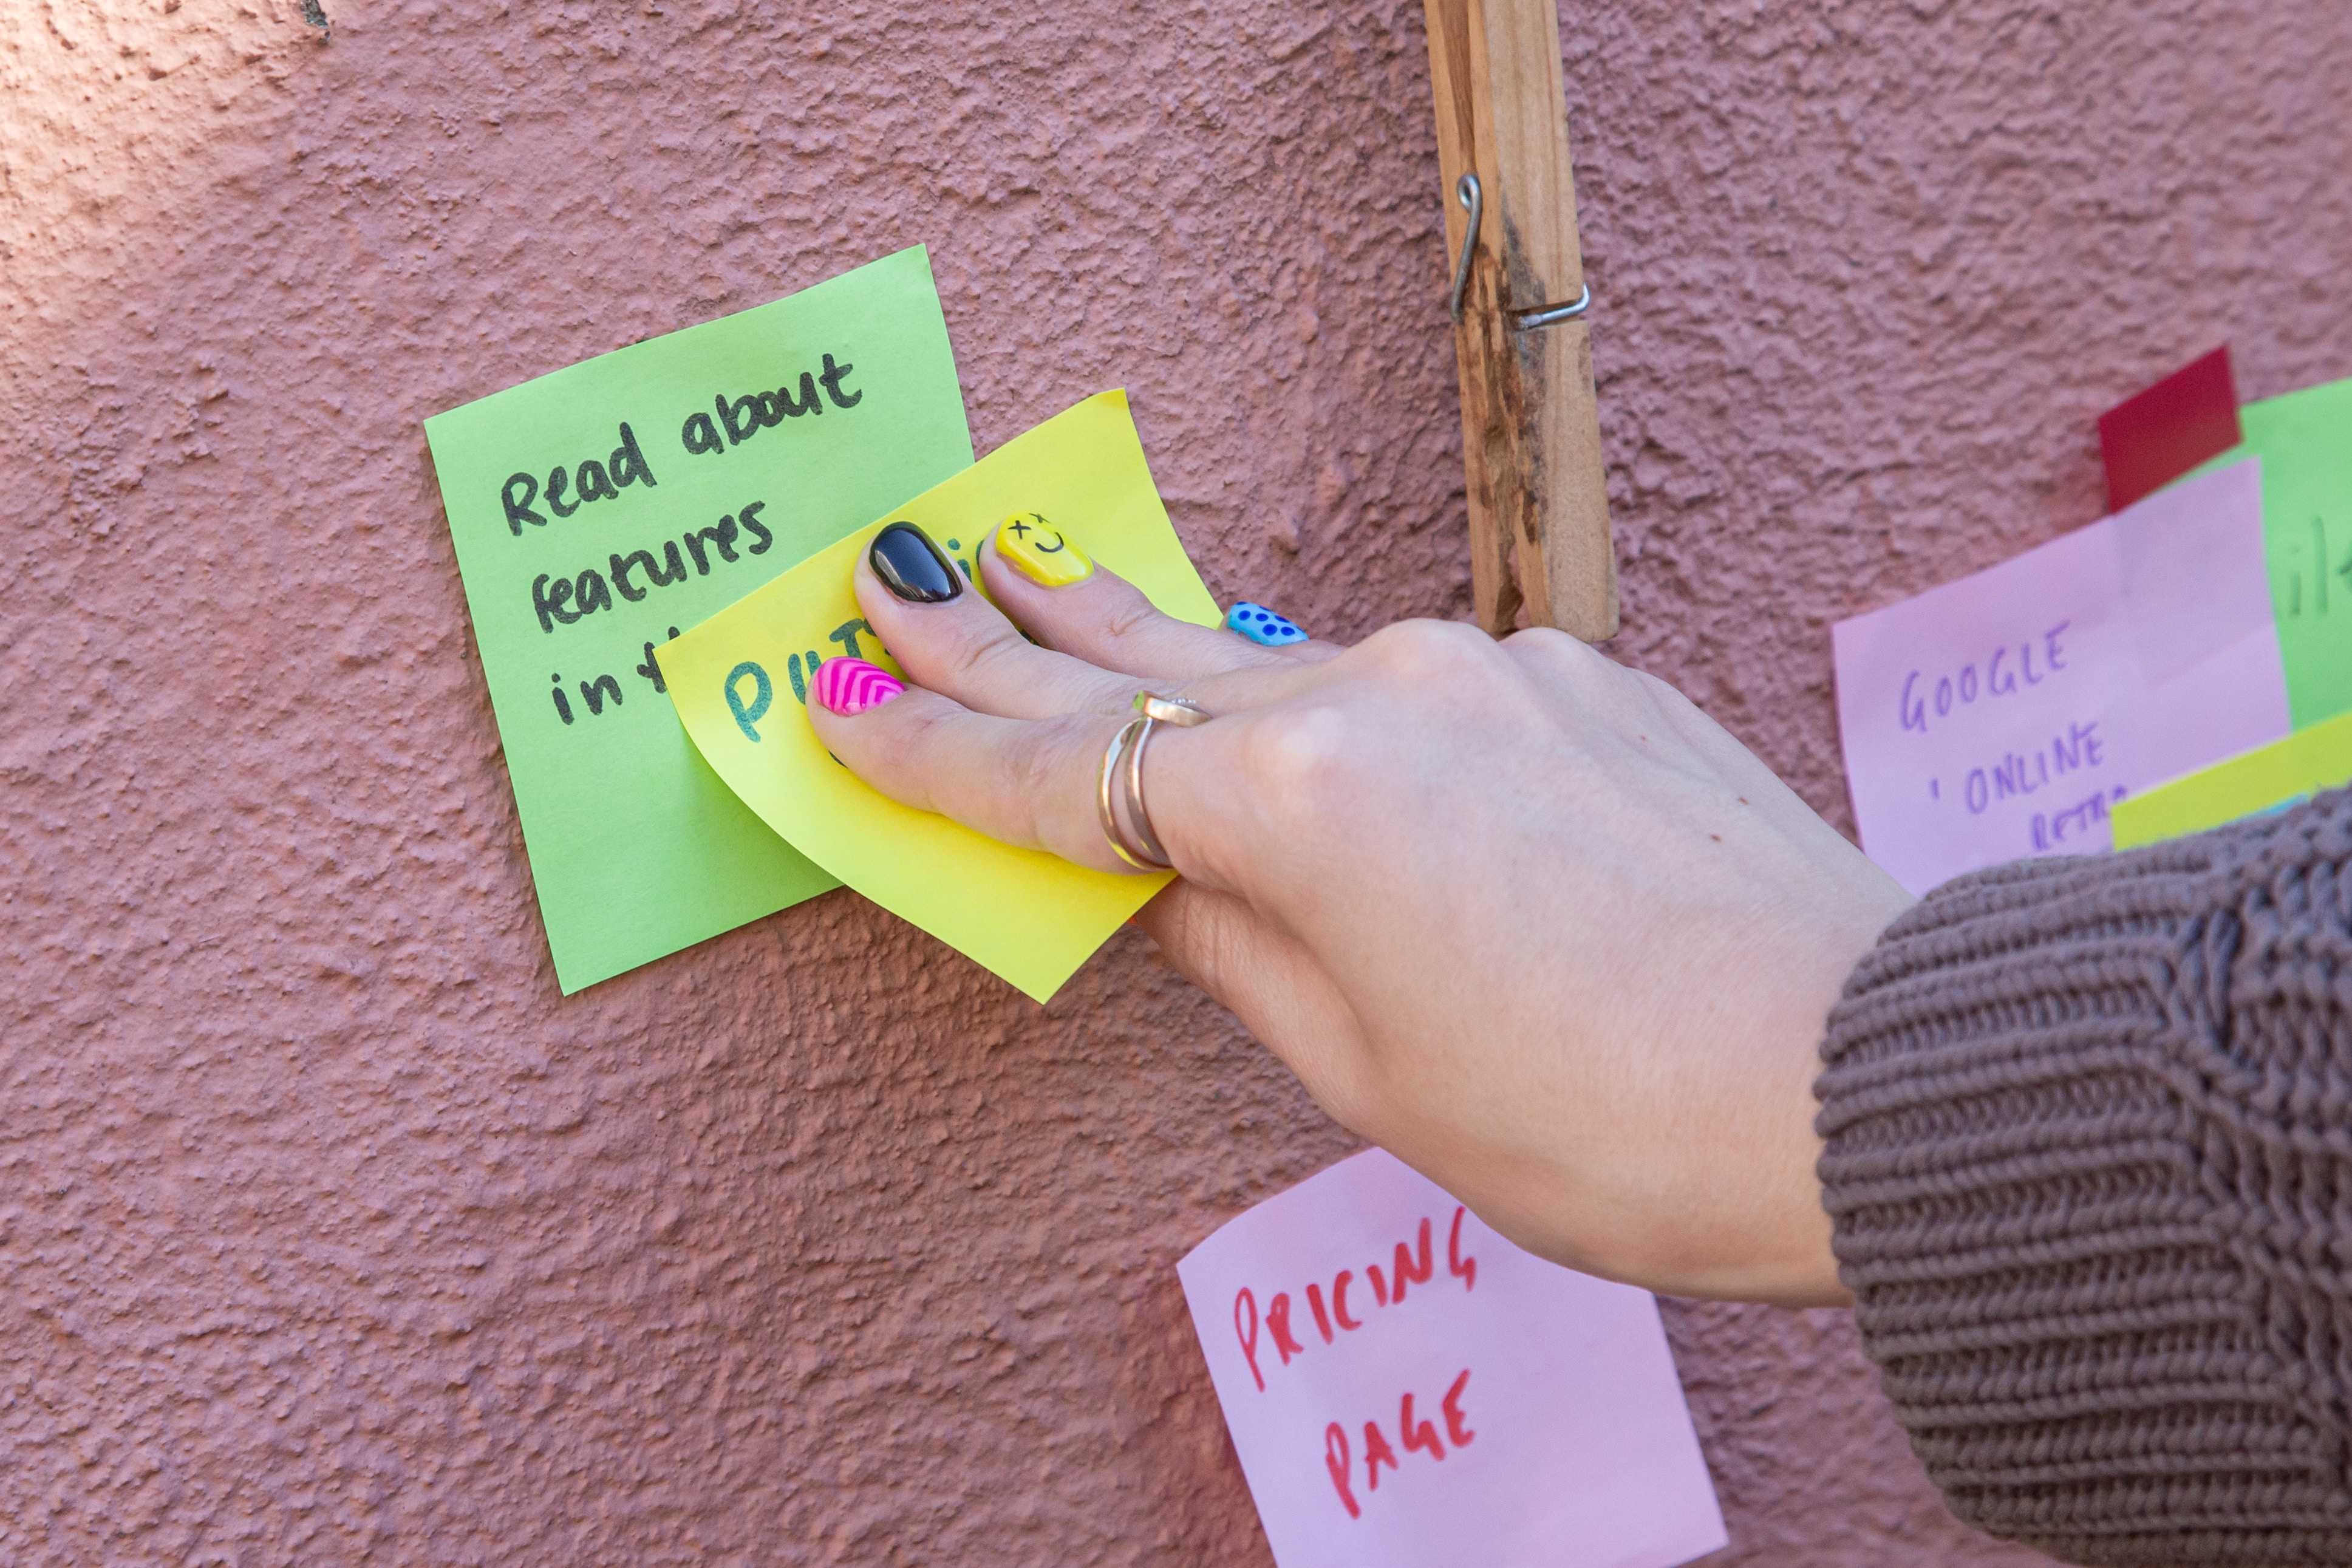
[1567,653,1674,728]
[1621,666,1679,718]
[865,697,956,809]
[1358,617,1499,684]
[1503,625,1617,701]
[1235,704,1358,819]
[1001,715,1092,842]
[1348,619,1532,723]
[1502,625,1586,666]
[1094,581,1164,647]
[1627,665,1689,709]
[895,695,961,757]
[934,619,1024,687]
[1001,729,1060,812]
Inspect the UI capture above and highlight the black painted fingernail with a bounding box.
[870,522,963,604]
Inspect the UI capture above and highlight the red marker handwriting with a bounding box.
[1233,1208,1478,1391]
[1323,1370,1476,1519]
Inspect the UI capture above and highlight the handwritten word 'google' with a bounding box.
[1900,621,2071,737]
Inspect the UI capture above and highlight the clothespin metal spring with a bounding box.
[1447,174,1593,331]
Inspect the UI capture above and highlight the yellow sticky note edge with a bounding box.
[2112,707,2352,850]
[660,390,1221,1002]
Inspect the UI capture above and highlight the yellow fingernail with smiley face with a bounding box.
[995,511,1094,587]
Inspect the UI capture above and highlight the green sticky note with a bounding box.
[423,247,972,992]
[2193,378,2352,728]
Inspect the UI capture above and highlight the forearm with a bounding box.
[1816,790,2352,1566]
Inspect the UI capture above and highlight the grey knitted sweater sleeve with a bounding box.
[1816,786,2352,1566]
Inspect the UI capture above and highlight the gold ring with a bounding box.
[1135,692,1210,728]
[1096,717,1158,870]
[1096,692,1210,870]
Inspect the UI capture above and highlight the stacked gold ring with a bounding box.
[1096,692,1210,871]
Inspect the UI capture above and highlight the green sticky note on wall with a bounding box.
[2194,378,2352,728]
[424,247,972,991]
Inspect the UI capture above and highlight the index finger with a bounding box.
[978,522,1341,678]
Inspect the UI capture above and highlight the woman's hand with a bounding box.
[810,519,1914,1306]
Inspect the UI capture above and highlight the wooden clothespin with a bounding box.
[1423,0,1617,642]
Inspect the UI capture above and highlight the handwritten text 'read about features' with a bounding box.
[502,358,859,726]
[1178,1150,1725,1568]
[1833,461,2289,898]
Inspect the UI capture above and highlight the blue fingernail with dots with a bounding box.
[1225,602,1308,647]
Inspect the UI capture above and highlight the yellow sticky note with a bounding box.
[660,390,1221,1001]
[2112,707,2352,850]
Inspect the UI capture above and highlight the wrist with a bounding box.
[1651,884,1907,1307]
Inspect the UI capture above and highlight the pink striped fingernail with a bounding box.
[810,657,906,716]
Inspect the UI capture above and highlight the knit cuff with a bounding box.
[1817,803,2352,1566]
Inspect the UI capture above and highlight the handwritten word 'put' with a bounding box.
[1900,621,2072,737]
[1232,1209,1476,1394]
[718,620,882,743]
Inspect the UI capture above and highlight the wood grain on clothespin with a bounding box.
[1424,0,1617,641]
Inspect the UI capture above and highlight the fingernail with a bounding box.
[870,522,962,603]
[810,657,905,715]
[994,510,1094,587]
[1225,602,1308,647]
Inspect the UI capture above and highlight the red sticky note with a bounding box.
[2098,345,2241,513]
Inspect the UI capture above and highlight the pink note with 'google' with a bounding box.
[1178,1150,1726,1568]
[1833,460,2286,896]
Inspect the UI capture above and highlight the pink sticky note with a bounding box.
[2098,346,2241,513]
[1833,460,2286,896]
[1178,1150,1727,1568]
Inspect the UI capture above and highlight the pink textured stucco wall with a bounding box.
[6,2,2350,1562]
